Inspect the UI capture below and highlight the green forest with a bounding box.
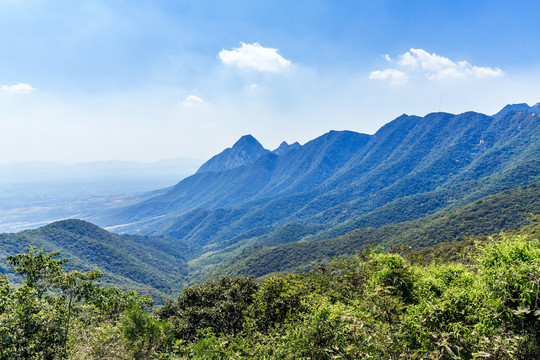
[1,217,539,359]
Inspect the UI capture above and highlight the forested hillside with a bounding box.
[199,181,540,280]
[1,218,539,359]
[2,182,539,297]
[1,106,539,358]
[2,104,539,359]
[0,220,198,301]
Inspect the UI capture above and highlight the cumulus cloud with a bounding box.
[369,69,407,85]
[370,48,503,83]
[1,83,37,94]
[219,42,291,72]
[181,95,204,107]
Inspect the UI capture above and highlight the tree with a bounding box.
[0,248,102,359]
[156,276,259,340]
[53,268,102,354]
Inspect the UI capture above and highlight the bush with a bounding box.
[156,276,258,340]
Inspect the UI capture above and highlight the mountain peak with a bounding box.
[233,134,260,147]
[272,141,301,155]
[196,135,270,174]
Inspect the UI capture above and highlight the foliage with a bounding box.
[0,219,195,302]
[211,182,540,279]
[248,275,309,332]
[2,216,540,358]
[0,274,65,360]
[0,248,153,360]
[156,276,259,341]
[120,307,174,360]
[165,220,540,359]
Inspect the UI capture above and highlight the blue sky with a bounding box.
[1,0,539,163]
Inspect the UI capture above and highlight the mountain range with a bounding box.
[2,179,539,297]
[2,102,540,295]
[97,107,539,247]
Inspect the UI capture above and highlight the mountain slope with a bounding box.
[105,130,370,228]
[0,219,197,300]
[209,181,540,279]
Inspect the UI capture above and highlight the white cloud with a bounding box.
[181,94,204,107]
[398,49,454,71]
[383,54,392,62]
[369,69,407,85]
[219,42,291,72]
[371,48,504,83]
[1,83,37,94]
[469,64,504,78]
[400,48,503,79]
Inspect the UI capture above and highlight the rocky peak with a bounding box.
[196,135,270,174]
[272,141,302,155]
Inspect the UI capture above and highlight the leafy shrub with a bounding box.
[156,276,258,340]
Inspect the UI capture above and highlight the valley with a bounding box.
[1,103,539,294]
[2,103,540,359]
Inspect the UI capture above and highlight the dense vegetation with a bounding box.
[196,181,540,281]
[2,182,539,296]
[1,218,539,359]
[0,220,199,301]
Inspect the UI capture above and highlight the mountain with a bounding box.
[195,135,270,174]
[493,102,540,118]
[0,219,198,301]
[101,130,369,230]
[272,141,301,155]
[100,110,540,245]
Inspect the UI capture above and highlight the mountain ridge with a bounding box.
[0,219,197,301]
[493,101,540,118]
[98,109,539,246]
[272,141,301,155]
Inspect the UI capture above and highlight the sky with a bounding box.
[1,0,539,164]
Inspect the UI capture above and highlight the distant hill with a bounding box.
[0,219,198,301]
[196,135,270,174]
